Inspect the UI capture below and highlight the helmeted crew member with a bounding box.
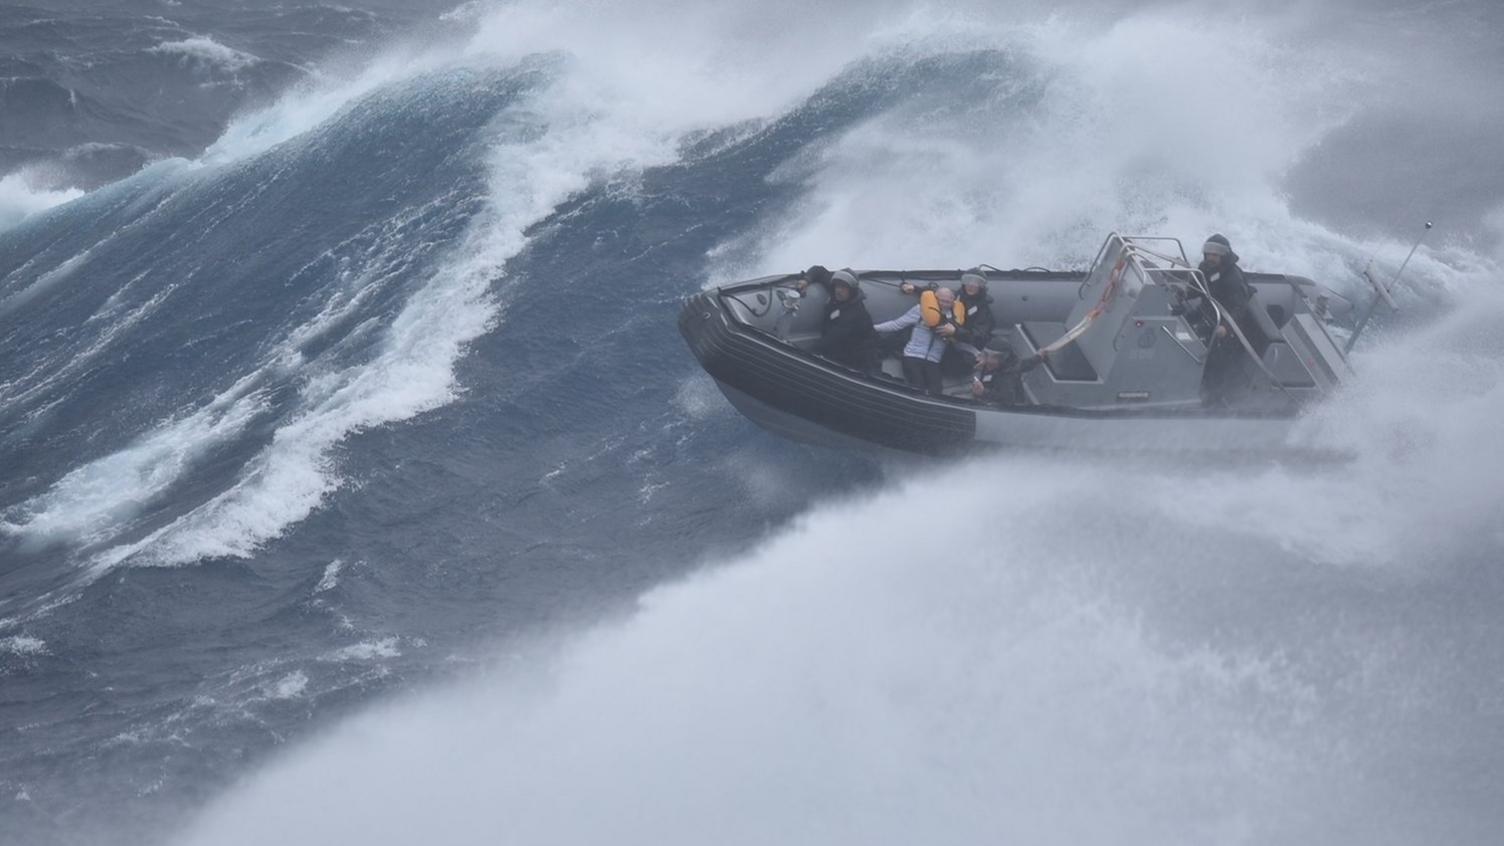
[1184,234,1263,407]
[797,265,879,372]
[952,270,997,348]
[902,270,998,375]
[875,285,965,396]
[950,269,998,375]
[971,347,1046,406]
[1187,234,1256,335]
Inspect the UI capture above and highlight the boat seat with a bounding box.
[1244,292,1283,350]
[1260,341,1316,387]
[1017,322,1099,382]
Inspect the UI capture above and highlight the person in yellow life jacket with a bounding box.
[898,281,969,329]
[875,285,964,396]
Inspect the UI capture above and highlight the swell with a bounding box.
[0,65,546,597]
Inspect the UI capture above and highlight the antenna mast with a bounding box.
[1344,221,1433,354]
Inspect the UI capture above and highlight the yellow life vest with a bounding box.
[919,290,966,329]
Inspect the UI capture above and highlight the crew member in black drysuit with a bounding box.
[949,269,997,375]
[797,265,879,373]
[1180,234,1264,406]
[971,347,1045,405]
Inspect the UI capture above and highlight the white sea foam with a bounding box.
[324,638,400,662]
[438,1,483,24]
[3,369,273,551]
[171,452,1370,846]
[174,306,1504,839]
[269,671,309,700]
[83,0,887,573]
[200,46,446,165]
[11,0,889,574]
[314,560,344,594]
[670,374,726,421]
[149,36,260,74]
[0,171,83,232]
[0,635,48,656]
[739,10,1355,276]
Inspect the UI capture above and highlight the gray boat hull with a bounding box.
[679,238,1352,457]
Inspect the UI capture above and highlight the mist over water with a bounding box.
[4,0,1503,844]
[179,307,1504,844]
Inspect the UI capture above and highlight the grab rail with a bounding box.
[1108,234,1290,394]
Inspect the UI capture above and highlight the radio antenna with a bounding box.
[1344,221,1432,354]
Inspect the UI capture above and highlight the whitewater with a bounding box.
[3,1,1503,844]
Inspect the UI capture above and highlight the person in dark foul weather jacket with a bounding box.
[1183,234,1264,406]
[952,270,997,349]
[948,269,997,375]
[899,270,995,376]
[797,266,879,372]
[971,347,1045,405]
[1186,235,1257,335]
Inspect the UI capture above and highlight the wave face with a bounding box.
[3,1,1504,845]
[0,0,444,216]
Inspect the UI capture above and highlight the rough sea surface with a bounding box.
[3,2,1503,845]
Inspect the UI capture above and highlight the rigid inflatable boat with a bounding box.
[679,234,1355,456]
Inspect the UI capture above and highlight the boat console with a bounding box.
[1013,234,1351,411]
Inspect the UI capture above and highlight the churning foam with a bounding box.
[166,444,1425,845]
[68,0,885,572]
[148,36,261,74]
[0,171,84,232]
[173,273,1504,841]
[734,8,1381,282]
[2,372,268,551]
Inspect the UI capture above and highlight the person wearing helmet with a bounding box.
[1184,234,1263,406]
[950,269,997,373]
[796,265,879,372]
[1188,235,1254,333]
[902,269,997,375]
[970,346,1045,405]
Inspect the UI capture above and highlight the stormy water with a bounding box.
[2,1,1503,844]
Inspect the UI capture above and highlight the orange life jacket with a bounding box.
[919,290,966,330]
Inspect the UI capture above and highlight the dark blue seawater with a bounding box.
[0,34,993,846]
[4,3,1504,845]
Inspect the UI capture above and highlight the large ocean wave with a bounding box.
[3,1,1502,844]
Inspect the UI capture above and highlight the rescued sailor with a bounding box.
[902,270,998,375]
[875,285,965,396]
